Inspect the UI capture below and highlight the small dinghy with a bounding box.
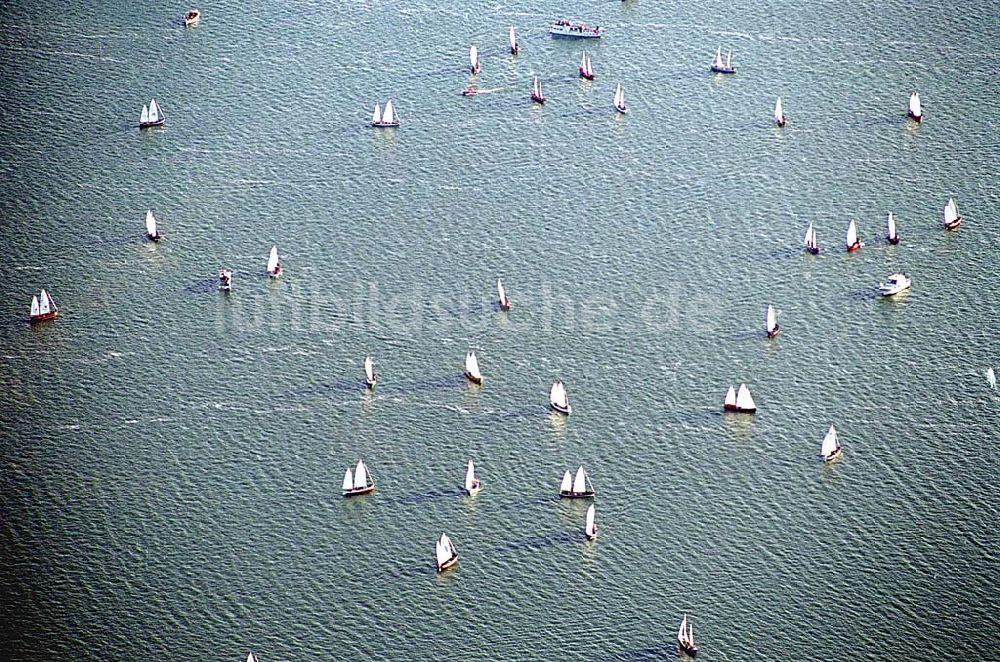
[613,83,628,114]
[218,269,232,291]
[560,466,595,498]
[342,459,375,496]
[496,277,511,310]
[549,381,571,415]
[371,99,400,128]
[139,98,164,128]
[145,210,161,241]
[364,355,377,389]
[584,503,597,540]
[710,47,735,74]
[267,245,282,278]
[579,52,595,80]
[677,614,698,656]
[943,197,961,230]
[183,9,200,26]
[724,384,756,413]
[803,223,819,255]
[878,273,911,297]
[907,92,922,122]
[245,652,257,662]
[846,219,862,252]
[820,424,842,462]
[774,96,786,127]
[435,532,459,572]
[464,459,482,496]
[886,212,900,245]
[765,304,780,339]
[509,26,519,55]
[531,76,545,104]
[469,45,480,74]
[464,351,483,384]
[29,289,59,323]
[987,367,996,389]
[462,87,479,96]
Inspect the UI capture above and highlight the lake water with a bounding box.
[1,0,998,659]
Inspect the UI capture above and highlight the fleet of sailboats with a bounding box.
[723,384,756,413]
[907,92,922,122]
[145,210,161,241]
[531,76,545,104]
[464,459,481,496]
[139,98,164,128]
[765,304,780,339]
[435,532,458,571]
[677,614,698,656]
[559,466,594,498]
[886,212,900,245]
[613,83,627,114]
[943,197,961,230]
[371,100,400,127]
[774,96,785,127]
[267,245,282,278]
[846,219,862,252]
[464,351,483,384]
[549,381,571,415]
[29,289,58,323]
[820,425,842,462]
[579,52,595,80]
[803,223,819,254]
[710,47,735,74]
[342,459,375,496]
[496,278,511,310]
[584,504,597,540]
[364,355,377,389]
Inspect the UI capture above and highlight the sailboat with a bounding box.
[943,197,961,230]
[804,223,819,255]
[218,269,232,291]
[139,98,164,128]
[145,210,161,241]
[29,289,59,323]
[765,304,780,338]
[469,45,480,74]
[907,92,922,122]
[677,614,698,656]
[584,503,597,540]
[464,351,483,384]
[774,96,786,127]
[464,459,482,496]
[579,52,595,80]
[549,381,571,415]
[987,367,996,390]
[342,459,375,496]
[509,26,519,55]
[820,425,842,462]
[846,219,862,252]
[435,532,459,571]
[371,99,400,127]
[613,83,628,114]
[364,355,377,389]
[710,47,735,74]
[245,652,258,662]
[724,384,756,413]
[496,278,511,310]
[886,212,900,245]
[531,76,545,104]
[267,245,282,278]
[559,466,595,498]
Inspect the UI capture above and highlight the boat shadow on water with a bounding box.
[493,530,578,554]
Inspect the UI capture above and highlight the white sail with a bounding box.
[987,367,996,389]
[353,460,368,490]
[944,198,959,225]
[766,305,777,334]
[846,220,858,247]
[689,622,695,647]
[469,45,478,69]
[774,97,784,123]
[465,351,481,380]
[820,425,839,458]
[726,50,732,68]
[372,103,382,124]
[383,99,396,124]
[145,210,157,237]
[585,504,596,536]
[30,295,39,317]
[435,536,451,567]
[342,468,353,491]
[614,83,624,108]
[509,26,517,52]
[550,381,568,409]
[887,212,897,240]
[149,99,161,123]
[713,47,722,68]
[533,76,542,98]
[560,470,572,493]
[724,385,736,407]
[810,227,817,248]
[267,245,279,273]
[247,652,258,662]
[581,52,588,71]
[39,289,52,315]
[909,92,921,117]
[572,466,587,494]
[735,383,755,410]
[497,278,507,303]
[678,614,688,643]
[140,104,149,124]
[804,223,813,247]
[364,355,375,383]
[585,54,593,77]
[465,460,476,492]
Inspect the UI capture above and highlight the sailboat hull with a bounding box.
[678,643,699,656]
[465,481,481,497]
[776,117,786,127]
[550,403,571,415]
[147,233,161,242]
[579,68,595,81]
[723,404,755,413]
[30,311,58,323]
[269,266,282,278]
[139,118,165,129]
[907,111,922,122]
[499,298,511,311]
[615,105,628,114]
[343,485,376,497]
[372,120,400,128]
[365,377,376,390]
[887,236,900,245]
[586,530,597,540]
[531,94,546,104]
[767,325,780,339]
[559,490,594,499]
[944,219,961,231]
[464,371,483,385]
[710,65,735,74]
[847,242,862,252]
[437,554,459,572]
[821,447,842,463]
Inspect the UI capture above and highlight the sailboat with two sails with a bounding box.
[139,98,165,128]
[549,381,571,415]
[435,533,458,571]
[710,47,735,74]
[579,52,595,80]
[531,76,546,104]
[29,289,59,323]
[342,459,375,496]
[559,466,594,498]
[677,614,698,656]
[943,197,961,230]
[803,223,819,254]
[724,384,756,413]
[371,100,400,128]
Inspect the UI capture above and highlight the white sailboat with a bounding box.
[549,381,571,415]
[987,367,996,390]
[584,503,597,540]
[804,223,819,254]
[364,355,377,389]
[29,289,58,323]
[774,96,786,127]
[677,614,698,655]
[267,245,281,278]
[846,219,861,252]
[496,278,511,310]
[435,532,458,571]
[886,212,900,245]
[145,210,161,241]
[766,304,780,338]
[724,384,756,412]
[464,459,481,496]
[579,52,595,80]
[711,47,735,73]
[464,351,483,384]
[372,99,400,127]
[509,26,519,54]
[907,92,922,122]
[560,466,594,498]
[531,76,545,104]
[613,83,628,114]
[139,98,164,128]
[943,197,961,230]
[469,45,480,74]
[246,652,258,662]
[820,424,842,462]
[342,459,375,496]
